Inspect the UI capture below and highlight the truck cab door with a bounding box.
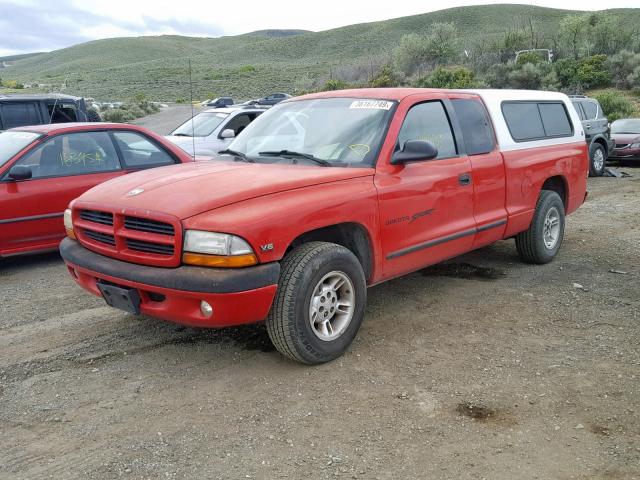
[375,94,476,280]
[449,94,507,249]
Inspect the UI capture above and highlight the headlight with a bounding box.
[630,143,640,148]
[183,230,257,267]
[64,209,75,239]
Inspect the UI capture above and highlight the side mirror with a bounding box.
[220,129,235,139]
[391,140,438,165]
[7,165,32,181]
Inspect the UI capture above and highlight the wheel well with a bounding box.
[541,176,567,209]
[592,137,608,152]
[286,223,374,281]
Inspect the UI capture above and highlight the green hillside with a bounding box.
[2,4,640,101]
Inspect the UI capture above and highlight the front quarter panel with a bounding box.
[182,175,382,281]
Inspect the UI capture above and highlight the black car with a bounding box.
[257,93,291,106]
[0,93,97,130]
[570,95,615,177]
[206,97,234,108]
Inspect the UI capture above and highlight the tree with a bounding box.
[560,14,590,60]
[425,22,458,65]
[394,33,429,75]
[607,50,640,89]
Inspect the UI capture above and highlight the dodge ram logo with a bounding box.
[127,188,145,196]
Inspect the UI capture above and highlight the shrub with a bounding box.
[516,51,544,66]
[575,55,610,90]
[628,66,640,90]
[508,63,542,90]
[607,50,640,89]
[593,91,634,122]
[415,66,478,89]
[320,79,352,91]
[369,65,402,88]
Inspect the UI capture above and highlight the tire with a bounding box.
[266,242,367,364]
[588,142,606,177]
[515,190,565,264]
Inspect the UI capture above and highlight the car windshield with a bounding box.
[227,97,396,166]
[611,119,640,134]
[171,112,229,137]
[0,131,41,168]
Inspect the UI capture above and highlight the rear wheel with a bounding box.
[266,242,366,364]
[515,190,565,264]
[589,143,606,177]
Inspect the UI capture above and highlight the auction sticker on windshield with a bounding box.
[349,100,394,110]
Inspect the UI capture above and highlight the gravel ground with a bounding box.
[1,171,639,479]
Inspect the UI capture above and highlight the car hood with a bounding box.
[75,160,374,220]
[611,133,640,144]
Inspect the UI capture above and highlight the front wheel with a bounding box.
[266,242,367,364]
[515,190,565,264]
[589,143,606,177]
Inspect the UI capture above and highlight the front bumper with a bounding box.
[60,238,279,327]
[610,147,640,160]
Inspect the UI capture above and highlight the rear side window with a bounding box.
[451,98,495,155]
[571,101,585,120]
[581,101,597,120]
[0,102,41,129]
[397,101,457,159]
[502,101,573,142]
[112,131,175,168]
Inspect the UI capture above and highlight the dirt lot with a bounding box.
[1,171,639,480]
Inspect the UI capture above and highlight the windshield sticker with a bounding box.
[349,100,393,110]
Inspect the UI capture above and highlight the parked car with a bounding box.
[165,106,267,156]
[0,123,195,257]
[608,118,640,162]
[569,95,614,177]
[0,93,99,130]
[60,88,587,364]
[206,97,234,108]
[257,93,291,106]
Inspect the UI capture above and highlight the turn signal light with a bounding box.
[182,252,258,268]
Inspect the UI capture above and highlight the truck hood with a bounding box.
[75,160,374,220]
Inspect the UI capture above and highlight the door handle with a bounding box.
[458,173,472,186]
[586,124,591,128]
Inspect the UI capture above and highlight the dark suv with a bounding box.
[570,95,614,177]
[0,94,96,130]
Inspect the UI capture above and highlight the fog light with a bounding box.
[200,300,213,318]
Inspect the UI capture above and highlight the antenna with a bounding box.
[188,58,196,161]
[47,73,70,133]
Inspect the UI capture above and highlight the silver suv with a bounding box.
[166,106,267,156]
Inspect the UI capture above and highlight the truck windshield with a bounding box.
[171,112,229,137]
[227,98,396,166]
[0,131,41,168]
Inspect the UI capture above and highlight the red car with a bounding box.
[0,123,194,257]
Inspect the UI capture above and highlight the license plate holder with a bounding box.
[97,281,141,315]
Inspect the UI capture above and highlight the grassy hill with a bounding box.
[2,4,640,101]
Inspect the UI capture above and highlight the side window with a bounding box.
[0,102,41,129]
[502,102,573,142]
[14,131,120,178]
[397,101,457,159]
[223,114,252,136]
[451,98,495,155]
[538,103,573,137]
[112,131,175,168]
[571,101,586,120]
[581,101,598,120]
[49,103,78,123]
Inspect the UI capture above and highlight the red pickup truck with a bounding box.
[60,88,588,364]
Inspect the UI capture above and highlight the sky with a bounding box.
[0,0,638,56]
